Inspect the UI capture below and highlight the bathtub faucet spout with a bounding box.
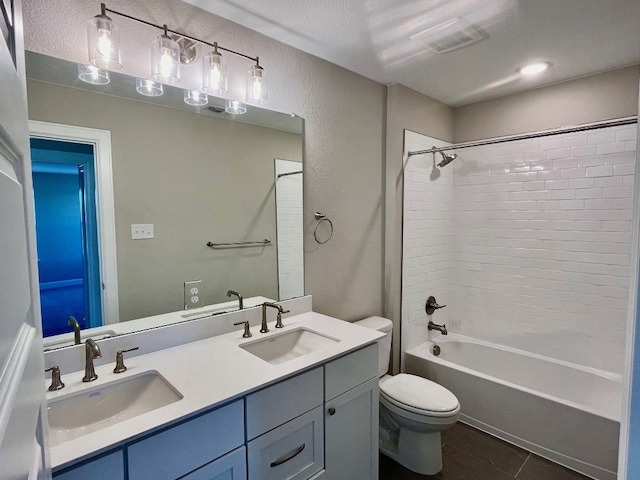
[428,321,448,335]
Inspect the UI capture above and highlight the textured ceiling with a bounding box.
[182,0,640,106]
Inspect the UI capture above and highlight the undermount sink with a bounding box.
[47,371,183,446]
[240,327,340,365]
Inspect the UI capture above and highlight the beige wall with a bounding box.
[454,66,640,142]
[385,84,454,372]
[28,79,302,321]
[23,0,386,321]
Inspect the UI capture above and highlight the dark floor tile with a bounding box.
[438,444,517,480]
[516,454,591,480]
[379,453,441,480]
[441,423,529,476]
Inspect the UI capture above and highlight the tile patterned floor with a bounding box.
[379,422,592,480]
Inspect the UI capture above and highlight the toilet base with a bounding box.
[380,429,443,475]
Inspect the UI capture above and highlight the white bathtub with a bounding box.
[405,334,622,480]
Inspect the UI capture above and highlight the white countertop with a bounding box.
[47,311,383,470]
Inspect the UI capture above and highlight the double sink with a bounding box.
[47,326,340,447]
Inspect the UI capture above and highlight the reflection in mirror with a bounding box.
[26,52,304,348]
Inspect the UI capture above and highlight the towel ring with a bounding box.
[313,212,333,245]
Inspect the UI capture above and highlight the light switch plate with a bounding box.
[131,224,154,240]
[184,280,203,309]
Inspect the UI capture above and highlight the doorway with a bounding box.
[29,120,119,338]
[31,138,102,336]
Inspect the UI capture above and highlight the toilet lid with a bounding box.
[379,374,459,414]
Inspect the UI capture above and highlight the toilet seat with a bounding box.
[379,374,459,417]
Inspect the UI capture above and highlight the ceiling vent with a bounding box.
[411,17,485,54]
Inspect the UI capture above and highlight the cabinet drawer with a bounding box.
[128,400,244,480]
[324,344,377,400]
[247,405,324,480]
[54,450,124,480]
[181,446,246,480]
[246,367,322,439]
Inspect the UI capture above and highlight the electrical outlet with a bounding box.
[131,224,154,240]
[184,280,203,309]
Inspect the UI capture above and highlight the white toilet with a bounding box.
[354,316,460,475]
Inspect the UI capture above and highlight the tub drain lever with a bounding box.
[425,296,446,315]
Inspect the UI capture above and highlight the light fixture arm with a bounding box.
[100,3,259,63]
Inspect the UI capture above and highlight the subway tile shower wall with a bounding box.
[402,125,637,373]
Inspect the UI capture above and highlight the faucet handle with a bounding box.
[234,321,252,338]
[113,346,139,373]
[275,309,290,329]
[45,366,65,391]
[425,296,446,315]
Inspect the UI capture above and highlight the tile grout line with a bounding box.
[514,453,531,478]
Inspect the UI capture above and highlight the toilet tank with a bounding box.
[353,316,393,377]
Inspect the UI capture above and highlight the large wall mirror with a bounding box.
[26,52,304,349]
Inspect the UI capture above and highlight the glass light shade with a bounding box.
[87,14,122,69]
[184,89,208,106]
[136,78,164,97]
[202,50,228,95]
[78,64,110,85]
[246,63,268,105]
[225,100,247,115]
[151,33,180,84]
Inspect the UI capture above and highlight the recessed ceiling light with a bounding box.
[518,62,550,76]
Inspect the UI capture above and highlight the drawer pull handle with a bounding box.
[270,443,306,467]
[328,406,336,416]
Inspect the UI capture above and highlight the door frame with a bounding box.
[29,120,119,325]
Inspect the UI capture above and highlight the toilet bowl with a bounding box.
[354,316,459,475]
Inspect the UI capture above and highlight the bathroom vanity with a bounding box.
[47,308,382,480]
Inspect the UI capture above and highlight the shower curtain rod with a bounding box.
[407,116,638,157]
[277,170,303,178]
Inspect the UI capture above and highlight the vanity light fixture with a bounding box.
[78,64,110,85]
[184,89,208,106]
[518,61,550,76]
[87,3,122,69]
[87,3,267,104]
[226,100,247,115]
[202,43,228,95]
[151,25,180,84]
[136,78,163,97]
[246,58,268,105]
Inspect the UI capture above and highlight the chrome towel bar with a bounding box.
[206,239,271,249]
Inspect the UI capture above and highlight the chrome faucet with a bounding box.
[82,338,102,382]
[68,316,81,345]
[428,321,448,335]
[227,289,244,310]
[261,302,290,332]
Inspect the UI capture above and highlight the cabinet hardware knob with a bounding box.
[328,406,336,415]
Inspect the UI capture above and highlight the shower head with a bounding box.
[437,151,457,168]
